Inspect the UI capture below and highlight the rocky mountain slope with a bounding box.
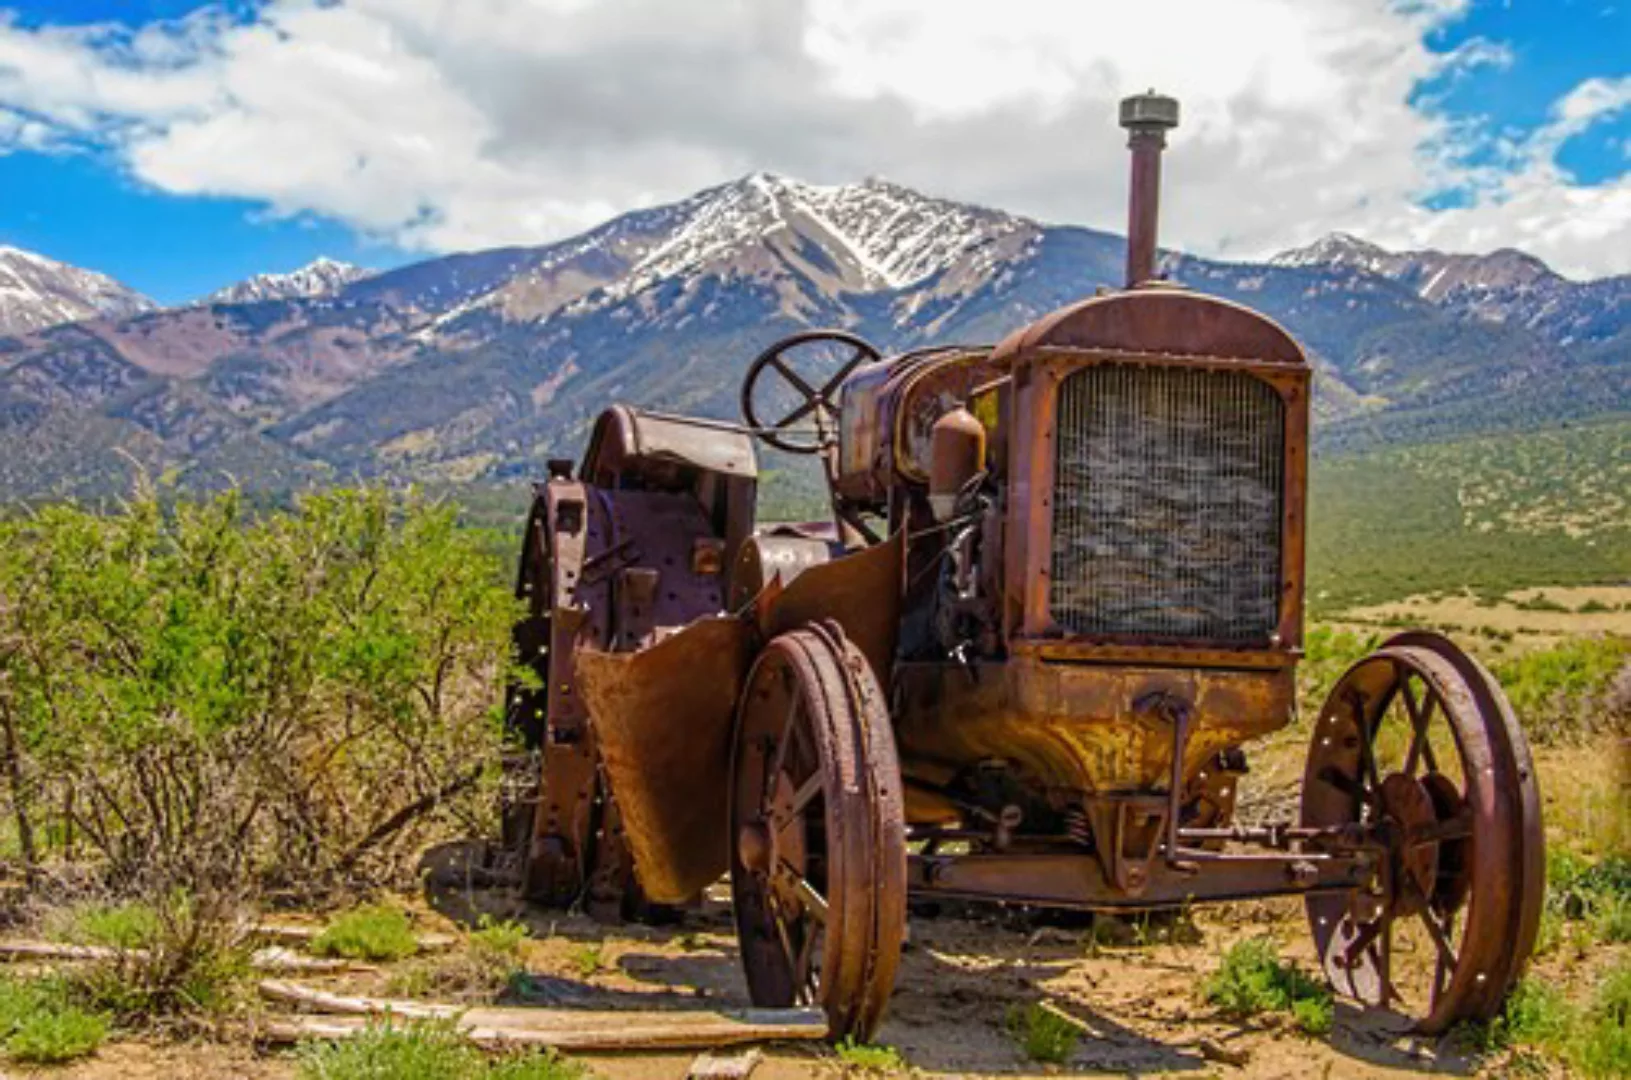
[0,176,1625,499]
[0,246,155,336]
[201,256,372,306]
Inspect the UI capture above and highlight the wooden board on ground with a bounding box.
[257,979,827,1051]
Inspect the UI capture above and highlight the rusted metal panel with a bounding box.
[990,290,1308,368]
[575,618,752,904]
[892,655,1292,797]
[726,534,837,612]
[583,405,759,482]
[755,529,904,685]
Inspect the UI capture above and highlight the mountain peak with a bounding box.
[613,171,1035,295]
[1270,232,1391,270]
[201,257,372,306]
[0,244,155,336]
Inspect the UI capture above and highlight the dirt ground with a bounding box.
[14,718,1625,1079]
[19,893,1585,1080]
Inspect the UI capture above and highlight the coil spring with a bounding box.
[1064,807,1093,848]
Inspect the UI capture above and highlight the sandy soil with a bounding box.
[19,742,1624,1080]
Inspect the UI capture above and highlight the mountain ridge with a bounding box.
[0,177,1626,499]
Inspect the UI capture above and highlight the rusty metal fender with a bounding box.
[573,531,905,904]
[574,617,752,903]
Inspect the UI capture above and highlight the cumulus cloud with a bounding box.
[0,0,1626,276]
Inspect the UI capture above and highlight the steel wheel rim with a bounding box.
[729,623,905,1040]
[1302,634,1542,1033]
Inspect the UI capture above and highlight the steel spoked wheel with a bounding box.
[1302,631,1543,1034]
[730,622,906,1040]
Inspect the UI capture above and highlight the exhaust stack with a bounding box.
[1119,91,1180,288]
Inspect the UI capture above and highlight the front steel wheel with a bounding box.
[1302,631,1544,1033]
[729,621,906,1040]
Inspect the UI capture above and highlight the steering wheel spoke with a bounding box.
[741,330,881,454]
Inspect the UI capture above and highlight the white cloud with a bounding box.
[0,0,1626,277]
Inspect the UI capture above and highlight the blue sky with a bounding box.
[1,0,1627,304]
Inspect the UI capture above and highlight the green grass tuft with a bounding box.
[48,901,161,951]
[1005,1002,1080,1064]
[297,1018,587,1080]
[469,916,528,962]
[298,1018,483,1080]
[5,1006,108,1065]
[569,943,605,980]
[834,1036,907,1072]
[311,905,420,963]
[487,1050,588,1080]
[1203,938,1333,1035]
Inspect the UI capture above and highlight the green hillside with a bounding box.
[1307,415,1631,614]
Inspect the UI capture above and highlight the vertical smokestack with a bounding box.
[1119,90,1180,288]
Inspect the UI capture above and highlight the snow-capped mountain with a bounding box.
[427,173,1039,339]
[0,176,1624,498]
[202,256,371,305]
[608,172,1034,296]
[1272,233,1628,346]
[0,245,155,336]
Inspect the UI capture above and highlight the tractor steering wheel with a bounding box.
[740,329,881,454]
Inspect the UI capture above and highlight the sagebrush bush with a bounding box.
[0,486,518,900]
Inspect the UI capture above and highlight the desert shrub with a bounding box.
[834,1036,906,1072]
[1005,1002,1079,1064]
[1203,938,1333,1035]
[1490,635,1631,743]
[312,904,420,962]
[61,890,254,1020]
[0,486,517,901]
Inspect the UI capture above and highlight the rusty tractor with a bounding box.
[500,92,1544,1040]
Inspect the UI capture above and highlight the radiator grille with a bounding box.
[1050,364,1285,644]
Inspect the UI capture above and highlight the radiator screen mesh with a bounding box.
[1049,364,1285,643]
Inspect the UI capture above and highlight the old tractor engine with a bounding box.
[502,92,1544,1041]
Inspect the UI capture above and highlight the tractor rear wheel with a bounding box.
[729,622,906,1041]
[1301,631,1543,1034]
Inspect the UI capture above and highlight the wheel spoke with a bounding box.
[1341,915,1384,971]
[1409,809,1472,846]
[767,689,803,798]
[784,861,830,924]
[783,771,823,822]
[1348,691,1382,813]
[1400,679,1440,776]
[1417,908,1459,973]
